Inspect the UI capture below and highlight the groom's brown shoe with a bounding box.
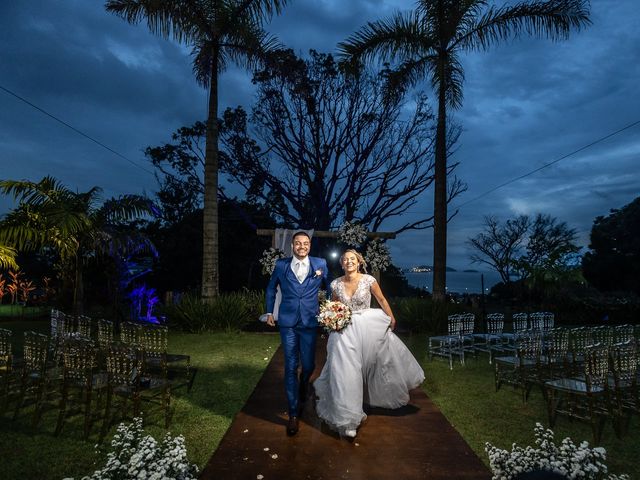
[286,416,299,436]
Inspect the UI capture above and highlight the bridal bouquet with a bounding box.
[317,300,352,332]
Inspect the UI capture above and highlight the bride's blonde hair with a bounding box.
[340,249,368,273]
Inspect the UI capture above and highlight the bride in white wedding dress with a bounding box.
[313,249,425,439]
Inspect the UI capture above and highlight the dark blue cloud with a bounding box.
[0,0,638,275]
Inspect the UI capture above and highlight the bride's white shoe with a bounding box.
[344,429,357,438]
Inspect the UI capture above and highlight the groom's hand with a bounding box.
[266,314,275,327]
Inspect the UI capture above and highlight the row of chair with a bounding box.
[0,311,197,441]
[50,310,196,392]
[493,329,638,444]
[427,312,639,369]
[428,312,556,369]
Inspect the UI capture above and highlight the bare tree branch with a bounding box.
[219,50,463,233]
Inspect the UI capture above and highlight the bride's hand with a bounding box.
[389,317,396,331]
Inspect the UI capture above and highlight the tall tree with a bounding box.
[583,196,640,295]
[144,125,278,293]
[516,213,581,278]
[106,0,288,302]
[145,121,206,226]
[0,176,155,313]
[339,0,590,301]
[468,215,529,283]
[470,212,580,294]
[219,49,464,232]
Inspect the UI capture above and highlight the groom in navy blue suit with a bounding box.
[265,231,330,436]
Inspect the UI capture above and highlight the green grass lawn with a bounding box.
[405,334,638,479]
[0,323,637,479]
[0,304,49,318]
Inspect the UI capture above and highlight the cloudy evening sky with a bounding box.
[1,0,638,272]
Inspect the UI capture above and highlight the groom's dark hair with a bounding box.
[292,231,311,242]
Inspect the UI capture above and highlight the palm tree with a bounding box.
[0,244,17,270]
[106,0,288,302]
[339,0,590,301]
[0,176,155,313]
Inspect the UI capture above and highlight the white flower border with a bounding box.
[485,423,629,480]
[73,417,198,480]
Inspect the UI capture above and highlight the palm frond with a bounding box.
[0,244,18,270]
[42,205,90,240]
[0,176,73,207]
[0,221,45,252]
[0,201,87,254]
[455,0,491,37]
[231,0,289,24]
[384,56,434,100]
[455,0,591,51]
[105,0,205,45]
[338,11,435,66]
[0,204,50,250]
[94,229,158,259]
[222,23,283,71]
[191,41,217,86]
[96,194,154,224]
[440,52,465,109]
[75,185,103,208]
[50,234,80,262]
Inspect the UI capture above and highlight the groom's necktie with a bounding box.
[294,261,306,283]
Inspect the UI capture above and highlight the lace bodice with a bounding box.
[331,274,376,312]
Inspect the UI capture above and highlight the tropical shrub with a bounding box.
[391,297,471,333]
[161,290,265,333]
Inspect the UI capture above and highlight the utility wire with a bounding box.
[452,119,640,210]
[0,84,156,176]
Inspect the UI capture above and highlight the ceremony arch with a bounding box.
[256,228,396,282]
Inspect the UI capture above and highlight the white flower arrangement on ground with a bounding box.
[79,417,198,480]
[317,300,352,332]
[259,247,286,275]
[365,239,391,272]
[485,423,629,480]
[337,221,368,247]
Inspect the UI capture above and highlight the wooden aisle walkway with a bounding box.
[201,338,491,480]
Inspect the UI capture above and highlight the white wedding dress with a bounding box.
[313,274,425,435]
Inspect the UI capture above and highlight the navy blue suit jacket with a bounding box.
[265,256,330,328]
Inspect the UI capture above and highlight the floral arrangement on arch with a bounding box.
[77,417,198,480]
[337,221,368,247]
[485,423,629,480]
[259,247,286,275]
[365,239,391,272]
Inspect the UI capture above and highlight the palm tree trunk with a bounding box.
[432,76,448,302]
[202,47,220,302]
